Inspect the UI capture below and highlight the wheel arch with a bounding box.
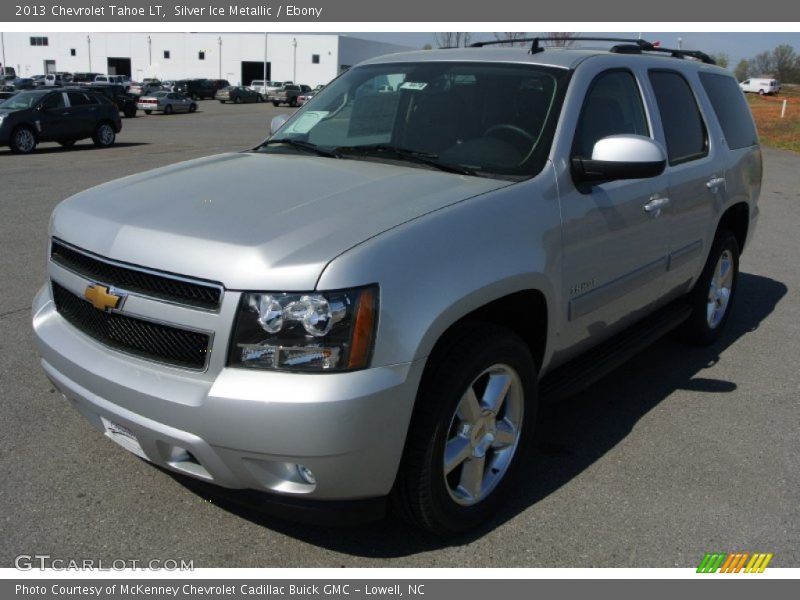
[717,201,749,255]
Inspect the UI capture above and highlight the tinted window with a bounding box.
[573,70,649,158]
[67,92,94,106]
[649,71,707,164]
[40,93,65,110]
[699,72,758,150]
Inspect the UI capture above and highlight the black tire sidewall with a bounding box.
[395,324,538,534]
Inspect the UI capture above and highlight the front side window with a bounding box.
[572,70,649,159]
[261,61,569,180]
[649,70,708,164]
[40,93,65,110]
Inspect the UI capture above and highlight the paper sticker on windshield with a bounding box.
[285,111,329,134]
[399,82,428,91]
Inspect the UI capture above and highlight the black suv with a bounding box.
[80,83,138,118]
[173,79,230,100]
[0,88,122,153]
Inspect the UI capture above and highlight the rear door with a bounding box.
[65,91,99,135]
[645,69,725,296]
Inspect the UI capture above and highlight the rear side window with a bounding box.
[67,92,94,106]
[649,70,708,164]
[699,72,758,150]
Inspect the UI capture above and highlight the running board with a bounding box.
[539,301,692,403]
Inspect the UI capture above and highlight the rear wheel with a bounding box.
[681,230,740,346]
[289,97,297,107]
[234,96,241,104]
[144,110,152,115]
[272,101,280,107]
[759,89,765,95]
[392,323,537,535]
[10,126,37,153]
[92,122,116,147]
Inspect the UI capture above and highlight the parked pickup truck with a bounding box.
[32,38,761,535]
[270,84,311,107]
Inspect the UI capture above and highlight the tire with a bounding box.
[58,140,77,147]
[189,103,197,113]
[218,100,225,104]
[272,101,280,107]
[680,230,740,346]
[144,110,152,115]
[257,95,264,103]
[289,97,297,107]
[759,89,765,95]
[10,126,37,154]
[92,122,116,147]
[234,96,241,104]
[124,110,136,118]
[164,104,174,115]
[392,323,538,535]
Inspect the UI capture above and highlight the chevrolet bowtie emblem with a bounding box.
[84,284,124,312]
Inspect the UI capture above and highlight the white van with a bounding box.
[739,78,780,95]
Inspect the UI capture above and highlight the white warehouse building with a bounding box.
[0,32,413,86]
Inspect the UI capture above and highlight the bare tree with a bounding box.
[492,33,529,47]
[751,51,774,77]
[543,32,579,47]
[434,32,472,49]
[710,53,730,69]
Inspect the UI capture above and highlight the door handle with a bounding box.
[644,196,670,217]
[706,176,726,191]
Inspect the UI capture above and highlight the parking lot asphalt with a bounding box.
[0,100,797,568]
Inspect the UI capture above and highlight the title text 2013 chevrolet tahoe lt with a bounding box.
[32,39,761,534]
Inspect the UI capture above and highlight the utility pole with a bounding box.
[292,37,297,82]
[1,32,7,79]
[87,35,92,71]
[263,32,268,87]
[147,35,152,66]
[218,36,222,79]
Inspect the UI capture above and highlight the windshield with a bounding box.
[258,61,568,179]
[0,90,48,109]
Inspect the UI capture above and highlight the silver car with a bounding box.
[33,38,761,534]
[136,91,197,115]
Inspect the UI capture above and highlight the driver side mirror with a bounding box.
[572,135,666,182]
[270,114,289,136]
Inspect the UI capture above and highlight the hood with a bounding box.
[51,152,510,290]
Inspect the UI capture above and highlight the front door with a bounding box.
[554,67,672,357]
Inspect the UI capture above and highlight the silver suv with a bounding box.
[32,39,761,534]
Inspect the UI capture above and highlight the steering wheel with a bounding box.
[483,124,536,148]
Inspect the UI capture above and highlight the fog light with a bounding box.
[297,464,316,485]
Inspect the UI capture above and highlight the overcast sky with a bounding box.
[347,32,800,68]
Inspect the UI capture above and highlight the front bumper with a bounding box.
[32,283,423,500]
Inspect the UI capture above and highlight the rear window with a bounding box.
[649,70,708,165]
[698,72,758,150]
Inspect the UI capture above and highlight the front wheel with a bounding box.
[392,323,537,535]
[164,104,174,115]
[10,126,37,153]
[680,230,740,345]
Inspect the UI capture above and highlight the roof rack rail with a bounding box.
[468,36,717,65]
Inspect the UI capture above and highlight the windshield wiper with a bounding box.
[334,144,478,176]
[259,138,341,158]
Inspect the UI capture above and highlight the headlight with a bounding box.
[228,286,378,372]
